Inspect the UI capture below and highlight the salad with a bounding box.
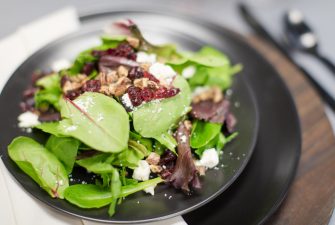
[8,20,241,216]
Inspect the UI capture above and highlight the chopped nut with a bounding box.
[126,36,140,48]
[147,80,159,89]
[192,86,223,103]
[196,165,206,176]
[114,77,131,96]
[146,152,161,165]
[134,78,149,89]
[117,66,128,77]
[150,165,163,173]
[139,63,151,71]
[62,74,87,93]
[97,71,118,85]
[184,120,192,130]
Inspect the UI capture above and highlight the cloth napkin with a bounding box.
[0,7,186,225]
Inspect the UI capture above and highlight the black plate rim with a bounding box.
[0,10,261,224]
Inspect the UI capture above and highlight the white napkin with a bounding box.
[0,7,186,225]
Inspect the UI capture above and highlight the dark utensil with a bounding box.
[283,9,335,74]
[0,11,259,223]
[238,3,335,112]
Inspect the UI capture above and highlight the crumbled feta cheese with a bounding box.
[51,59,71,72]
[136,52,157,63]
[199,148,219,169]
[180,135,187,143]
[65,125,77,132]
[18,111,40,128]
[132,160,157,195]
[144,185,156,196]
[182,65,196,79]
[121,93,134,110]
[132,160,151,181]
[149,62,176,85]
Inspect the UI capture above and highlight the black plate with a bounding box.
[0,11,260,223]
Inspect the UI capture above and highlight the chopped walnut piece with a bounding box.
[139,63,151,71]
[114,77,131,96]
[146,152,161,165]
[62,74,87,93]
[150,165,163,173]
[184,120,192,130]
[134,78,149,89]
[196,165,206,176]
[97,71,118,85]
[117,66,128,77]
[126,36,140,48]
[192,86,223,103]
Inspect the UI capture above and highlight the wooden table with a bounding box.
[247,37,335,225]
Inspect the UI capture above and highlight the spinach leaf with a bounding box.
[194,132,238,156]
[64,184,113,208]
[107,140,150,169]
[46,135,80,174]
[108,168,121,216]
[188,46,229,67]
[132,76,191,138]
[190,120,222,149]
[8,137,68,198]
[34,122,64,137]
[64,177,163,208]
[58,92,129,153]
[154,132,177,154]
[76,154,113,173]
[34,73,62,110]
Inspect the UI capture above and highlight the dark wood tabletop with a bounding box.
[247,36,335,225]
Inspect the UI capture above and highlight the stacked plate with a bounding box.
[0,11,301,225]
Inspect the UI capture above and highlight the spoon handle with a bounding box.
[315,53,335,75]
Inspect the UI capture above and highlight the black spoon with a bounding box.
[283,9,335,75]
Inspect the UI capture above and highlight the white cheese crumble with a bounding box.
[136,51,157,63]
[18,111,40,128]
[132,160,156,195]
[133,160,150,181]
[198,148,219,169]
[149,62,176,86]
[75,96,94,112]
[51,59,71,72]
[121,93,134,110]
[182,65,196,79]
[65,125,77,132]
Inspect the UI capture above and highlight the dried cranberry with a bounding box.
[127,86,143,107]
[65,89,82,100]
[143,71,160,83]
[128,67,144,80]
[154,87,180,99]
[110,43,137,60]
[141,88,154,102]
[81,62,95,75]
[81,80,101,92]
[94,43,137,60]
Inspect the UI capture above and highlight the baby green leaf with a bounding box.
[154,132,177,154]
[190,120,222,149]
[76,154,113,174]
[108,168,121,216]
[64,177,163,209]
[46,135,80,174]
[34,122,64,137]
[8,136,68,198]
[58,92,129,153]
[133,76,191,138]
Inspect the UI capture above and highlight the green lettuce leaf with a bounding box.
[132,76,191,138]
[46,135,80,174]
[190,120,222,149]
[8,136,68,198]
[58,92,129,153]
